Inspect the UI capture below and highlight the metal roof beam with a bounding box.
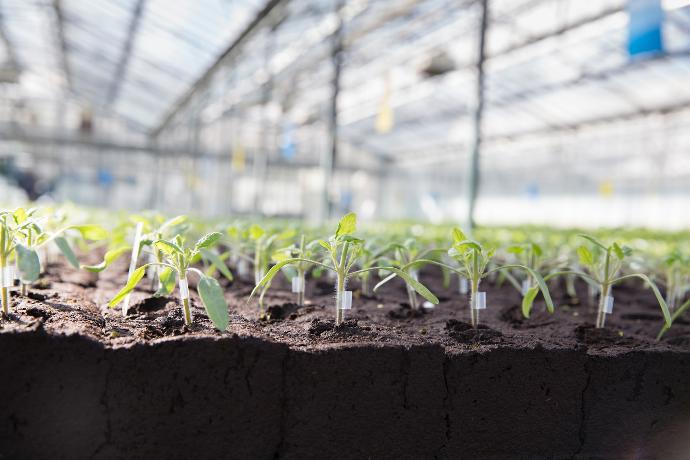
[52,0,72,90]
[106,0,146,106]
[151,0,290,137]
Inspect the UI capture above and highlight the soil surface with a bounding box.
[2,257,690,459]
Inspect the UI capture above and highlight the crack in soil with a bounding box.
[575,351,591,457]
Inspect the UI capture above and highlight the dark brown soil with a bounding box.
[2,259,690,459]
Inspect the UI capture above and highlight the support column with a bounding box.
[467,0,489,233]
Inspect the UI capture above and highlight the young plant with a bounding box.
[108,232,229,331]
[373,239,446,311]
[272,235,320,306]
[661,250,689,311]
[448,229,554,328]
[133,214,189,291]
[0,208,107,315]
[356,240,393,297]
[562,235,670,329]
[250,213,438,325]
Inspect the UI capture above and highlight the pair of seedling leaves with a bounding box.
[108,230,229,331]
[1,208,108,287]
[250,213,440,309]
[565,234,671,330]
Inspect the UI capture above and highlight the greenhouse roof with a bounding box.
[0,0,689,151]
[0,0,265,130]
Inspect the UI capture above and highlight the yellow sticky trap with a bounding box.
[598,180,614,198]
[375,73,394,134]
[232,144,246,172]
[376,104,393,134]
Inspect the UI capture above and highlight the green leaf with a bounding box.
[159,215,187,232]
[195,232,222,249]
[13,208,27,224]
[108,265,147,308]
[658,297,690,340]
[155,240,184,257]
[612,242,625,260]
[72,225,108,241]
[577,234,607,250]
[318,240,332,251]
[521,286,540,318]
[54,237,79,269]
[16,244,40,283]
[531,243,543,257]
[496,264,555,315]
[452,228,467,243]
[197,275,229,331]
[200,248,233,281]
[335,212,357,237]
[154,266,176,297]
[577,246,594,267]
[248,258,303,301]
[82,246,131,272]
[388,267,439,304]
[248,224,265,240]
[612,273,671,327]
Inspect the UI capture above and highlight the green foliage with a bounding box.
[108,227,228,331]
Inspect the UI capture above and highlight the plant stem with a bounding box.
[254,244,264,286]
[335,241,350,325]
[361,273,370,296]
[596,283,610,328]
[336,274,345,325]
[596,250,612,329]
[21,228,32,296]
[565,274,577,298]
[0,222,8,317]
[296,269,305,306]
[180,273,192,326]
[470,249,479,328]
[470,280,479,328]
[407,269,419,310]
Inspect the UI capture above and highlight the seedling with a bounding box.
[661,250,689,311]
[251,213,438,325]
[0,208,107,313]
[273,235,320,306]
[356,240,393,297]
[558,234,670,329]
[447,228,554,328]
[108,232,229,331]
[132,214,189,291]
[373,239,446,311]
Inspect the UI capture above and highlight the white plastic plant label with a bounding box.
[179,277,190,299]
[291,277,304,293]
[521,279,531,296]
[1,266,14,287]
[341,290,352,310]
[238,259,249,278]
[122,222,144,317]
[603,295,614,314]
[423,301,435,309]
[459,277,468,294]
[473,291,487,310]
